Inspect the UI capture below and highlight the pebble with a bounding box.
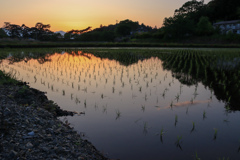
[27,131,35,136]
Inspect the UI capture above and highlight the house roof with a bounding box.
[213,20,240,25]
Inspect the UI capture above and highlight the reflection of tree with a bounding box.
[90,51,148,66]
[160,50,240,111]
[3,49,240,111]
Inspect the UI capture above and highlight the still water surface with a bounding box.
[1,49,240,160]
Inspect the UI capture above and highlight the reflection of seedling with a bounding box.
[210,95,212,100]
[143,122,148,135]
[75,97,80,104]
[223,119,229,123]
[82,87,87,93]
[101,94,104,99]
[145,94,147,101]
[175,94,180,102]
[116,110,121,120]
[190,98,194,104]
[191,122,195,133]
[139,86,142,92]
[94,103,98,110]
[193,91,198,99]
[170,101,173,108]
[175,115,178,126]
[141,105,145,112]
[162,91,166,98]
[175,136,182,150]
[203,111,206,119]
[84,100,86,108]
[156,128,166,143]
[102,105,107,113]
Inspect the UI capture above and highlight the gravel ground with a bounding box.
[0,83,110,160]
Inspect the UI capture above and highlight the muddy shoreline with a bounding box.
[0,82,110,160]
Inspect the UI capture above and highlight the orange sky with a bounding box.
[0,0,211,32]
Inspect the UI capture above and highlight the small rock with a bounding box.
[26,142,33,148]
[10,150,18,156]
[28,131,35,136]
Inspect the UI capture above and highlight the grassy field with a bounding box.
[1,39,240,48]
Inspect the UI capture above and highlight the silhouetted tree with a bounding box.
[196,16,214,35]
[67,26,92,34]
[207,0,240,22]
[0,28,8,38]
[3,22,22,38]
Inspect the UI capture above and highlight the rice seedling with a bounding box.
[213,128,218,140]
[51,85,54,91]
[195,152,201,160]
[238,139,240,153]
[218,157,230,160]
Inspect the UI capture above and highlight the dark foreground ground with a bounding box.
[0,82,110,160]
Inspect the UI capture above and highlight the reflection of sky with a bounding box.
[1,52,240,160]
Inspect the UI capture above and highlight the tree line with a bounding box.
[160,0,240,39]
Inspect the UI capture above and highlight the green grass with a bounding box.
[0,70,18,85]
[1,40,240,48]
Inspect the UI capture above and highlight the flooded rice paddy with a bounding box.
[1,48,240,160]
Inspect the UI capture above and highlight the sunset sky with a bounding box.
[0,0,211,32]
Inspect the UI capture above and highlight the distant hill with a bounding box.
[55,30,66,36]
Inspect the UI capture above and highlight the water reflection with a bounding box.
[1,49,240,160]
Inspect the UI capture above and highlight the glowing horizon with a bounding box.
[0,0,211,32]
